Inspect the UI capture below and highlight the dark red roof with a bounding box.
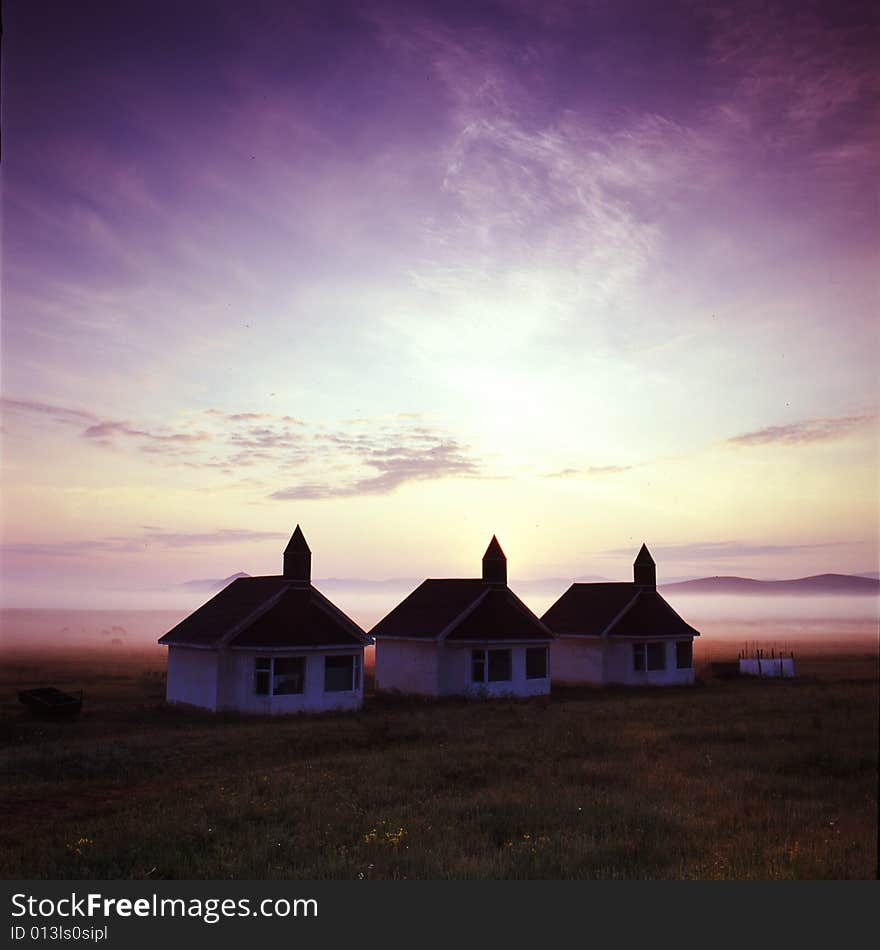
[369,578,551,641]
[230,586,368,648]
[159,576,287,646]
[541,583,699,638]
[606,589,700,638]
[369,579,484,639]
[445,587,552,642]
[541,583,637,636]
[159,576,370,649]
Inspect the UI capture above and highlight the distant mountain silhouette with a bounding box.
[313,575,614,593]
[179,572,251,592]
[310,577,421,592]
[176,571,878,598]
[175,573,614,596]
[660,573,880,596]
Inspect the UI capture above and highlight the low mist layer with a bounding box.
[2,592,877,664]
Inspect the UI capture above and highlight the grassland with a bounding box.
[1,646,877,879]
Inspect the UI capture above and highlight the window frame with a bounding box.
[647,641,666,671]
[255,656,271,695]
[254,655,306,696]
[632,642,646,672]
[272,656,305,695]
[471,647,513,686]
[324,653,360,693]
[471,648,513,684]
[487,648,512,682]
[632,641,667,672]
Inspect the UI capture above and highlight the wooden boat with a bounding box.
[18,687,83,718]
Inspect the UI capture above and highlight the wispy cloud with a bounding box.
[3,396,484,498]
[411,109,666,325]
[139,528,287,547]
[271,438,479,499]
[1,397,97,426]
[541,465,632,478]
[2,527,286,557]
[708,1,879,159]
[81,420,213,447]
[227,426,307,452]
[371,11,744,364]
[727,414,875,447]
[1,539,141,557]
[205,409,305,425]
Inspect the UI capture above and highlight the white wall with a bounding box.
[438,644,467,696]
[166,647,219,711]
[739,658,795,678]
[374,639,440,695]
[166,647,363,714]
[442,643,551,698]
[374,640,551,697]
[220,650,364,714]
[551,637,604,684]
[604,639,695,686]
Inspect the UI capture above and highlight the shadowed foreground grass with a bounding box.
[1,649,876,879]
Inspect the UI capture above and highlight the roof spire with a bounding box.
[283,525,311,583]
[482,535,507,586]
[633,543,656,589]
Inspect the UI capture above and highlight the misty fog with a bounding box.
[2,590,876,659]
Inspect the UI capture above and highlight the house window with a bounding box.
[526,646,548,679]
[255,657,271,695]
[676,641,693,669]
[647,642,666,671]
[487,649,512,682]
[633,643,645,672]
[633,642,667,672]
[254,656,306,696]
[471,648,512,683]
[273,657,305,695]
[324,654,360,692]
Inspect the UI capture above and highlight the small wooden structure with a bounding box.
[19,687,83,718]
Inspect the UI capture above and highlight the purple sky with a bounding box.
[2,0,878,607]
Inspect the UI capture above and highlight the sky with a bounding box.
[1,0,878,609]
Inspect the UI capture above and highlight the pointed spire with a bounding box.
[633,543,656,588]
[482,535,507,586]
[283,525,311,582]
[285,524,311,554]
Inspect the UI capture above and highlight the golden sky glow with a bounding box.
[2,0,878,607]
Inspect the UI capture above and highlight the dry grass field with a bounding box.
[1,644,877,880]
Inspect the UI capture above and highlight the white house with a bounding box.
[158,526,372,714]
[542,545,700,686]
[371,537,554,698]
